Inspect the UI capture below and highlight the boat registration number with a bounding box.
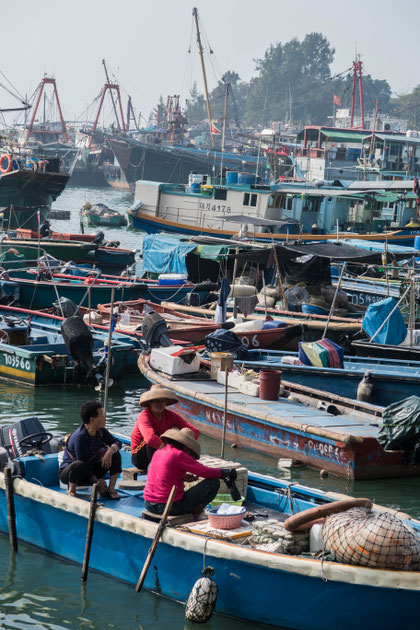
[4,355,31,371]
[199,202,232,213]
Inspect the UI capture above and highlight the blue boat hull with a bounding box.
[1,458,419,629]
[238,351,420,407]
[131,213,420,246]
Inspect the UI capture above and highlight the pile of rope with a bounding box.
[323,507,420,570]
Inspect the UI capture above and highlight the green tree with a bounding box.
[390,85,420,128]
[184,82,207,124]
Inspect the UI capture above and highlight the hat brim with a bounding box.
[140,397,177,408]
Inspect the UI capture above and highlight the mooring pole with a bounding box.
[81,483,98,582]
[4,467,17,552]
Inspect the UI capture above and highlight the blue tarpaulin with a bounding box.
[142,235,196,274]
[362,297,407,345]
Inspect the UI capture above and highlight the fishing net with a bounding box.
[185,567,218,623]
[323,507,420,570]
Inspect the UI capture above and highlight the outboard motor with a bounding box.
[142,311,172,349]
[53,297,79,318]
[185,292,200,307]
[0,417,62,476]
[61,316,102,385]
[93,230,105,245]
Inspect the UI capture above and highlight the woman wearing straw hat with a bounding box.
[131,385,200,470]
[144,427,234,515]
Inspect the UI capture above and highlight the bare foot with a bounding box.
[107,490,121,500]
[67,489,77,497]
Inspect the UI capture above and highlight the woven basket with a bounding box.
[206,506,246,530]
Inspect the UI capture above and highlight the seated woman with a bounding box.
[143,427,234,516]
[131,385,199,470]
[59,400,122,498]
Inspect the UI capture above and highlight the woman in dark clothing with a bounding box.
[59,401,122,498]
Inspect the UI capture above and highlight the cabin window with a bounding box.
[287,196,293,210]
[268,195,274,208]
[243,193,250,206]
[250,194,257,207]
[214,187,227,201]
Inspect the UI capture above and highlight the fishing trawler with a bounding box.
[128,173,420,245]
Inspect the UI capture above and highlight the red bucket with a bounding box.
[259,369,282,401]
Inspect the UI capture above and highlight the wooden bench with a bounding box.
[141,510,196,526]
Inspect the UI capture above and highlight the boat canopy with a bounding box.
[221,215,300,227]
[142,234,231,274]
[230,241,409,265]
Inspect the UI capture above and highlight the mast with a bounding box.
[26,77,69,142]
[88,66,126,148]
[350,57,365,129]
[220,77,230,183]
[102,59,120,131]
[192,7,214,147]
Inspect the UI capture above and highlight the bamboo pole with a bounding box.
[221,369,229,459]
[135,485,177,593]
[4,467,17,552]
[103,287,116,415]
[322,262,347,340]
[81,483,98,582]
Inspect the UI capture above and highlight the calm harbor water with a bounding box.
[0,185,419,629]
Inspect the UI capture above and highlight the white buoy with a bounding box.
[185,567,218,623]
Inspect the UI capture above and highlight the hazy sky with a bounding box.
[1,0,419,125]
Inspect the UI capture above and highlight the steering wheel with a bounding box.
[19,432,54,450]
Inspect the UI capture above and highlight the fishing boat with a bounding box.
[0,236,135,274]
[81,203,128,228]
[96,299,304,349]
[138,352,420,480]
[162,301,362,345]
[227,348,420,407]
[5,268,215,310]
[0,423,418,629]
[0,311,133,386]
[128,175,420,245]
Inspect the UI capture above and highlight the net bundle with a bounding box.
[323,507,420,570]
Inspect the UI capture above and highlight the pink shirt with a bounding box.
[131,408,199,452]
[143,444,221,503]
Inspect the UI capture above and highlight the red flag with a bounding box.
[210,122,221,134]
[333,94,341,106]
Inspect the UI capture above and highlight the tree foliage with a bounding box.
[390,85,420,128]
[184,33,393,129]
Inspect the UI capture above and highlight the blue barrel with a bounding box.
[414,235,420,252]
[302,304,329,316]
[191,182,201,193]
[226,171,238,184]
[238,172,255,185]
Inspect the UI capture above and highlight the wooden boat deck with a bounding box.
[175,380,379,437]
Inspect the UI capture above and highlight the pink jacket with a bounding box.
[143,444,221,503]
[131,408,199,452]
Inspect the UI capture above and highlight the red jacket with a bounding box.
[131,407,199,452]
[144,444,221,503]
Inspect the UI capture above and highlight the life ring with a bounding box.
[283,497,373,532]
[0,154,13,174]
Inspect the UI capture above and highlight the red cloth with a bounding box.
[143,444,221,503]
[130,408,199,452]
